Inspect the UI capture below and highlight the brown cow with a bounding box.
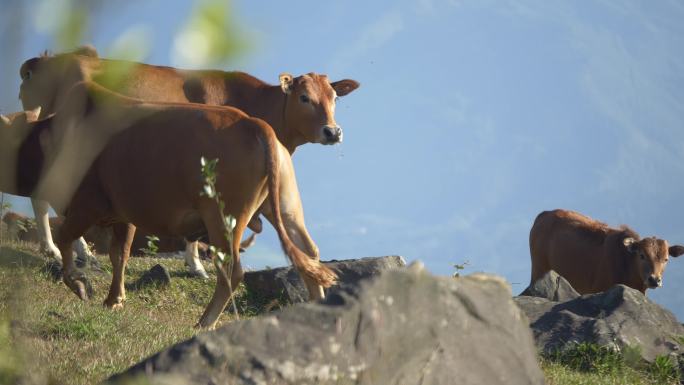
[18,46,359,277]
[529,209,684,294]
[14,81,336,328]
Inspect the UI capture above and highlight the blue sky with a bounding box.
[1,0,683,318]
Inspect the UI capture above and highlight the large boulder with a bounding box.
[515,279,684,366]
[108,263,545,385]
[243,256,406,304]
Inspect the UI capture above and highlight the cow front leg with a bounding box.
[184,240,209,279]
[74,236,100,269]
[57,215,96,301]
[31,198,62,261]
[104,223,136,309]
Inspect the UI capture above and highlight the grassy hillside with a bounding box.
[0,240,679,384]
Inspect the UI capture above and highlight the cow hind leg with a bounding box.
[196,208,248,330]
[104,223,136,309]
[184,240,209,279]
[261,199,325,301]
[286,218,324,300]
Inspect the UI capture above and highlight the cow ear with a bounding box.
[331,79,360,97]
[279,73,294,94]
[623,237,637,252]
[0,114,10,126]
[669,245,684,258]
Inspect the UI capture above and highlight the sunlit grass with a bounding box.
[0,241,219,384]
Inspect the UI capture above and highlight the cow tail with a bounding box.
[255,119,337,287]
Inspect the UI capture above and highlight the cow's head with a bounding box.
[623,236,684,289]
[19,46,98,117]
[279,73,359,146]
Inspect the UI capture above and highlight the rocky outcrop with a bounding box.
[516,271,684,367]
[519,270,579,302]
[108,264,545,385]
[243,256,406,304]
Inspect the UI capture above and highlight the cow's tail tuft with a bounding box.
[255,119,336,287]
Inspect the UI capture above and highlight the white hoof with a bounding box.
[189,266,210,279]
[42,243,63,262]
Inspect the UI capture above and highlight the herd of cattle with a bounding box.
[0,46,681,328]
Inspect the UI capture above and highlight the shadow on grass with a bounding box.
[0,246,44,269]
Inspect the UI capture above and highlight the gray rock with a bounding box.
[243,256,406,304]
[514,284,684,366]
[107,264,545,385]
[135,264,171,289]
[520,270,580,302]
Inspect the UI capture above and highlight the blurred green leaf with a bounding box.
[173,0,249,68]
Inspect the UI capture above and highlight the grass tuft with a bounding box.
[543,341,682,385]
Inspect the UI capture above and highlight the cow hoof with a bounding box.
[43,246,63,262]
[189,269,210,279]
[64,271,93,300]
[194,319,217,331]
[104,300,124,310]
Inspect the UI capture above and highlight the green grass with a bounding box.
[542,342,681,385]
[0,240,225,384]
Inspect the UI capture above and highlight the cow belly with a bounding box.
[546,236,601,294]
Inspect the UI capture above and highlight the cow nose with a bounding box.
[647,275,662,288]
[323,125,342,143]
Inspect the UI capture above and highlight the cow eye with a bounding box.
[23,70,32,80]
[299,94,310,103]
[640,254,645,260]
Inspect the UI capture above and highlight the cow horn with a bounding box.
[0,114,10,125]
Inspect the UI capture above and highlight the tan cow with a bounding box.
[19,46,359,277]
[13,81,336,328]
[529,209,684,294]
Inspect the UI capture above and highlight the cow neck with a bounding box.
[614,243,646,293]
[240,85,301,155]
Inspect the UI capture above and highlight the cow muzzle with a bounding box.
[321,125,343,144]
[646,275,662,288]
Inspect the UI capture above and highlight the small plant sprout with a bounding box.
[200,156,240,319]
[141,235,160,257]
[452,260,470,278]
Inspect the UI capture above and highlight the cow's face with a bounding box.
[19,48,96,117]
[624,237,684,289]
[279,73,359,145]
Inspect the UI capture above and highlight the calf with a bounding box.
[529,209,684,294]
